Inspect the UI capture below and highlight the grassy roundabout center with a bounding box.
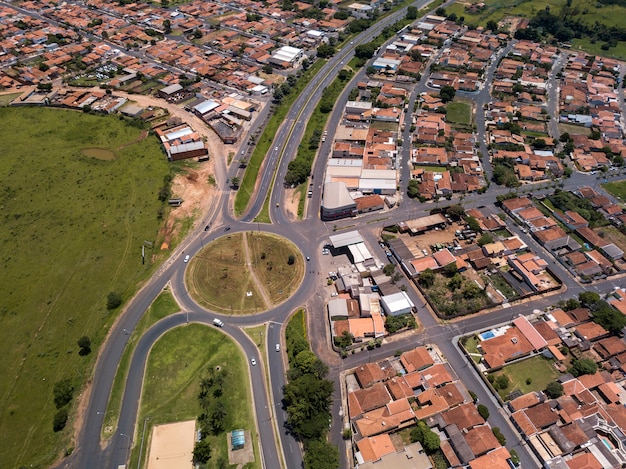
[186,232,305,314]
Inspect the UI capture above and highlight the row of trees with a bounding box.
[283,313,338,469]
[192,367,230,466]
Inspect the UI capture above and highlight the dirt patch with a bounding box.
[227,430,255,466]
[147,420,196,469]
[158,165,217,250]
[284,187,300,220]
[82,148,116,160]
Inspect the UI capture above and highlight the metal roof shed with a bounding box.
[329,230,364,248]
[380,292,414,317]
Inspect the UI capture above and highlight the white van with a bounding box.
[213,318,224,327]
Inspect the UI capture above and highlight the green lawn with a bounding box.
[446,0,626,54]
[489,355,560,401]
[461,335,483,364]
[603,180,626,201]
[0,107,171,468]
[132,324,259,469]
[446,101,472,126]
[571,38,626,61]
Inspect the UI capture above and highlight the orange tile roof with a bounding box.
[468,446,511,469]
[400,347,434,373]
[442,402,484,430]
[464,425,501,457]
[355,434,396,463]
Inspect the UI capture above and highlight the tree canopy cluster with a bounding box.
[516,5,626,51]
[283,314,338,469]
[577,291,626,334]
[410,420,440,453]
[548,190,607,228]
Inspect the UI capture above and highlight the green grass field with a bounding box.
[0,107,171,468]
[102,289,180,439]
[489,355,560,401]
[446,101,472,126]
[186,232,304,314]
[132,324,259,469]
[602,180,626,201]
[446,0,626,38]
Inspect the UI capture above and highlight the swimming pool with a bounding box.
[601,437,613,450]
[480,331,495,340]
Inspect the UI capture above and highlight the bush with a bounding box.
[495,374,510,390]
[78,336,91,356]
[545,381,564,399]
[53,407,69,432]
[492,427,506,446]
[287,255,295,265]
[568,358,597,377]
[468,390,477,403]
[106,291,122,310]
[53,379,74,409]
[526,378,532,385]
[477,404,489,420]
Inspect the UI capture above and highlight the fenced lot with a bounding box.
[0,107,170,468]
[488,355,560,401]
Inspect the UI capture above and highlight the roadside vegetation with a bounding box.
[102,290,179,439]
[283,310,338,469]
[0,107,172,468]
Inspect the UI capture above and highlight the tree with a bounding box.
[492,427,506,446]
[316,43,335,58]
[465,216,481,232]
[383,263,395,276]
[107,291,122,310]
[545,381,564,399]
[443,262,458,277]
[230,176,240,189]
[53,379,74,409]
[287,255,295,265]
[435,7,446,16]
[486,20,498,31]
[77,336,91,356]
[477,404,489,420]
[262,64,273,74]
[406,6,418,19]
[304,439,339,469]
[568,358,597,377]
[193,439,212,464]
[407,179,420,198]
[448,273,462,291]
[495,374,510,390]
[446,204,465,220]
[53,407,69,432]
[439,85,456,103]
[354,43,377,60]
[478,233,494,246]
[410,421,440,454]
[418,269,435,288]
[163,19,171,34]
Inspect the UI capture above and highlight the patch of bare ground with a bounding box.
[284,187,301,220]
[157,166,217,251]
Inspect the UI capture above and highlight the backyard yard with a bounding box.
[488,355,561,401]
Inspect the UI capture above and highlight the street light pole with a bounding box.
[120,433,133,464]
[137,417,152,469]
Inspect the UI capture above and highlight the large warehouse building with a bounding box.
[321,182,357,221]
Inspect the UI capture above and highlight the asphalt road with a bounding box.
[51,5,626,469]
